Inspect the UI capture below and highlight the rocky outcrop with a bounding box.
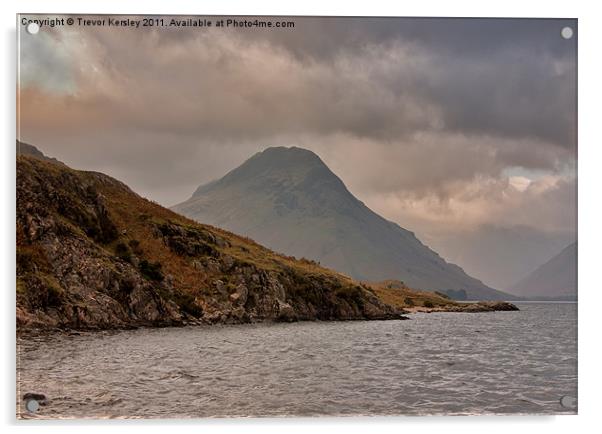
[406,301,519,313]
[471,301,520,312]
[17,155,404,331]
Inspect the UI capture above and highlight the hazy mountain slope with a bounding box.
[173,147,515,300]
[17,154,410,330]
[510,242,577,300]
[428,225,575,290]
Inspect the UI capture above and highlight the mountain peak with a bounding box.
[192,146,338,198]
[246,146,326,172]
[260,145,321,158]
[174,148,515,300]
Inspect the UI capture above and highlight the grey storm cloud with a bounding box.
[233,17,577,147]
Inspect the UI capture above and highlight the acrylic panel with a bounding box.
[16,15,577,418]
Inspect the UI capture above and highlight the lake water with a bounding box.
[17,302,577,418]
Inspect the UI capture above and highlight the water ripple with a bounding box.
[17,303,577,418]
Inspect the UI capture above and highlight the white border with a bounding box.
[3,1,601,433]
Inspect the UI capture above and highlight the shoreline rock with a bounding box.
[17,313,412,337]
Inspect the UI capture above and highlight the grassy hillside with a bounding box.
[371,280,519,312]
[17,155,410,330]
[370,280,456,308]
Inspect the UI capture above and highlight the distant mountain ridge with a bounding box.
[430,225,575,290]
[173,146,516,300]
[510,242,577,300]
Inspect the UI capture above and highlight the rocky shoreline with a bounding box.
[17,301,520,335]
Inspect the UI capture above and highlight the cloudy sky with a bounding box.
[18,16,577,288]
